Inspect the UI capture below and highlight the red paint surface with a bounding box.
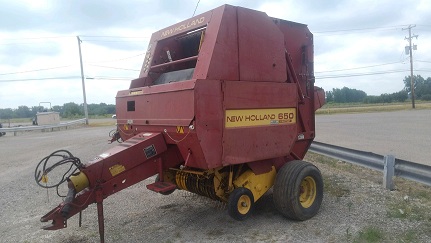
[116,4,324,172]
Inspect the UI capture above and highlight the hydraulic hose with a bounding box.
[60,182,76,217]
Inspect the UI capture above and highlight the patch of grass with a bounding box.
[89,114,114,119]
[386,200,428,220]
[393,178,431,202]
[354,226,384,243]
[174,231,182,238]
[306,152,339,168]
[345,227,352,241]
[306,152,383,185]
[413,190,431,200]
[323,175,350,198]
[306,152,357,173]
[88,121,116,127]
[0,117,33,124]
[398,230,418,243]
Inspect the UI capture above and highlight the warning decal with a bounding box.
[109,164,126,177]
[176,126,184,134]
[225,108,296,128]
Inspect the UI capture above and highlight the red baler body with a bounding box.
[116,4,323,172]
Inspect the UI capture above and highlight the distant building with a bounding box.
[35,112,60,125]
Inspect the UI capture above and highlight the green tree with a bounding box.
[87,103,116,116]
[63,102,83,117]
[392,90,408,102]
[403,75,425,94]
[363,90,408,104]
[106,104,115,114]
[403,75,431,100]
[325,91,334,102]
[332,87,367,103]
[31,106,44,116]
[415,77,431,99]
[52,105,63,114]
[0,108,14,120]
[15,106,32,118]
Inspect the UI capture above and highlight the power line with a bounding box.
[313,25,406,34]
[415,69,431,72]
[315,62,404,73]
[0,36,74,41]
[0,36,149,45]
[80,35,150,39]
[192,0,201,17]
[1,35,148,41]
[0,75,135,82]
[80,39,147,43]
[86,52,145,64]
[416,24,431,28]
[0,65,74,76]
[89,76,134,80]
[315,69,409,79]
[87,64,140,71]
[0,76,80,82]
[0,41,66,45]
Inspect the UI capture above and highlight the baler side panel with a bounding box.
[168,133,208,169]
[223,81,298,108]
[194,5,239,81]
[237,8,287,82]
[192,79,224,169]
[116,81,196,141]
[222,81,298,165]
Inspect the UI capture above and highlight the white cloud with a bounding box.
[0,0,430,108]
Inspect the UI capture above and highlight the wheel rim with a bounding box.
[299,176,316,208]
[237,195,252,215]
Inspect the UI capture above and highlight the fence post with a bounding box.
[383,155,395,190]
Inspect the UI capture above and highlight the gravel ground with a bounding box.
[0,125,430,243]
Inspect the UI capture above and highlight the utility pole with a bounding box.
[77,36,89,124]
[403,25,418,109]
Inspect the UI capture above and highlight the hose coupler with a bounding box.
[68,172,89,193]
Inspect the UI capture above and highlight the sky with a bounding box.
[0,0,430,109]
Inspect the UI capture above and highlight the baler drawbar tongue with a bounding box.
[40,206,67,230]
[36,132,170,243]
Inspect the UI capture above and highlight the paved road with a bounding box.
[315,109,431,165]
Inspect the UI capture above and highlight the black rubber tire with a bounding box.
[155,174,176,195]
[273,160,323,221]
[228,187,255,221]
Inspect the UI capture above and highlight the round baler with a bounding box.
[37,5,326,242]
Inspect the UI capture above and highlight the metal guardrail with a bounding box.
[0,118,86,136]
[310,141,431,189]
